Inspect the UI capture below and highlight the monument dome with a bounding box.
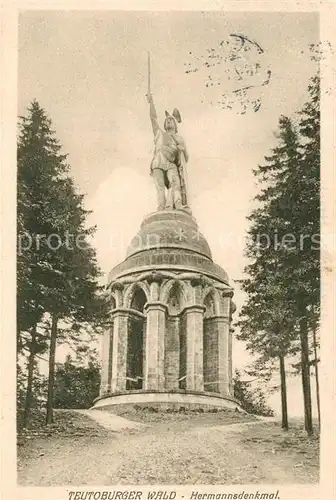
[126,210,212,259]
[108,210,229,286]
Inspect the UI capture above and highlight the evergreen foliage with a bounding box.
[53,349,101,409]
[236,76,320,434]
[233,370,274,417]
[17,101,109,426]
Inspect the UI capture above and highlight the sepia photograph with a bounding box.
[1,2,334,498]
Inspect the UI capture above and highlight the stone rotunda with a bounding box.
[94,209,238,410]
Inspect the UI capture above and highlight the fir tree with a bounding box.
[237,115,301,430]
[237,75,320,435]
[233,370,274,417]
[17,101,109,426]
[53,348,101,409]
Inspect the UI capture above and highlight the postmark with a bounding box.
[185,34,271,114]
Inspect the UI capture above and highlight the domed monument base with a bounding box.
[94,209,239,411]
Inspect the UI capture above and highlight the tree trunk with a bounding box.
[17,320,22,361]
[279,354,288,430]
[23,323,37,428]
[299,315,313,435]
[312,323,321,431]
[46,314,58,425]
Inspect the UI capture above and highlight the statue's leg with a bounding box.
[165,188,173,209]
[152,168,166,210]
[165,172,173,209]
[167,167,182,209]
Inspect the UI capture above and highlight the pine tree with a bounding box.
[237,115,301,430]
[53,348,101,409]
[18,100,69,425]
[233,370,273,417]
[17,101,109,426]
[294,75,320,435]
[237,74,320,435]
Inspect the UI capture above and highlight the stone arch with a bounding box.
[130,287,147,312]
[124,284,148,391]
[161,279,190,392]
[123,281,150,309]
[167,282,186,315]
[160,279,190,308]
[202,286,221,317]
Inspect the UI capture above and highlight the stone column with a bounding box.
[217,316,231,396]
[228,299,236,397]
[165,314,180,390]
[217,293,232,396]
[229,326,234,396]
[184,305,204,392]
[100,326,113,395]
[144,302,166,390]
[111,310,129,393]
[203,317,219,392]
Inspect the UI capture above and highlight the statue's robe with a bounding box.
[150,128,188,205]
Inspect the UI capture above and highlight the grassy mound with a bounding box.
[17,409,112,447]
[99,404,257,426]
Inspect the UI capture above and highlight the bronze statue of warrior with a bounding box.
[146,54,189,211]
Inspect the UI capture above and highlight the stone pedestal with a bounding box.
[184,305,204,392]
[144,302,166,390]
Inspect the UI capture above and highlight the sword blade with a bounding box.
[147,51,151,96]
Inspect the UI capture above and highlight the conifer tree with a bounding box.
[237,76,320,435]
[237,115,301,430]
[17,101,109,426]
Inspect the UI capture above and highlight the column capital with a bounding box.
[190,275,212,288]
[183,304,206,314]
[146,271,164,284]
[112,307,145,319]
[211,315,230,323]
[190,275,202,287]
[144,301,168,313]
[111,281,124,292]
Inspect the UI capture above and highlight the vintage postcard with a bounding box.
[1,1,335,500]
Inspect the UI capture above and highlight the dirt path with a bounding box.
[76,409,147,431]
[18,412,319,486]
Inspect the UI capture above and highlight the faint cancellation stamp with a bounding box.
[185,34,271,115]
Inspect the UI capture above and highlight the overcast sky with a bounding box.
[18,10,319,415]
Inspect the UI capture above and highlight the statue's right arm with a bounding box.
[148,95,159,135]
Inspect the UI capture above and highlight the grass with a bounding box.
[99,404,257,426]
[241,420,320,477]
[17,408,111,446]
